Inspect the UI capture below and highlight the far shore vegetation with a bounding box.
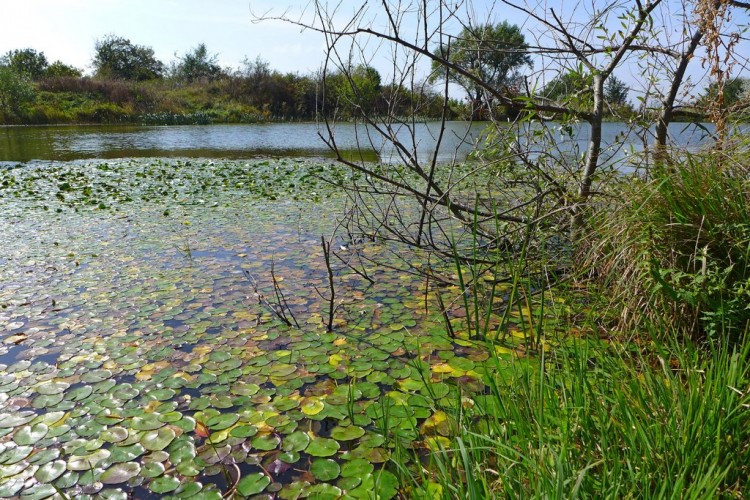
[1,35,746,126]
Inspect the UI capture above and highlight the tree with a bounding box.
[258,0,750,293]
[332,64,382,116]
[699,77,749,110]
[0,66,35,118]
[93,35,164,80]
[604,76,629,107]
[429,21,532,120]
[45,61,83,78]
[2,48,48,80]
[174,43,222,83]
[540,70,593,111]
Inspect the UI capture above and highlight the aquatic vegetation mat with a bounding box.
[0,158,509,499]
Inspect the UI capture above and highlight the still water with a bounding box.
[0,120,719,163]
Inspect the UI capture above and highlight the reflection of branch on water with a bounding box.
[243,263,300,329]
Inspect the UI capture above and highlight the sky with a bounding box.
[0,0,328,74]
[0,0,748,98]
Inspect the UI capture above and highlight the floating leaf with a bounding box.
[100,462,141,484]
[142,426,176,451]
[237,472,270,496]
[300,398,325,416]
[149,475,181,494]
[306,437,339,457]
[36,380,70,395]
[101,427,129,443]
[205,413,238,431]
[229,425,257,438]
[13,422,49,446]
[331,425,365,441]
[35,459,67,483]
[67,448,110,471]
[311,459,340,481]
[340,458,374,478]
[0,411,36,428]
[251,434,281,451]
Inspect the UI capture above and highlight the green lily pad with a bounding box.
[237,472,270,496]
[67,448,110,471]
[251,434,281,451]
[176,459,201,477]
[306,437,339,457]
[150,475,181,494]
[300,398,325,416]
[109,443,146,463]
[131,414,164,431]
[14,423,49,446]
[27,448,60,466]
[282,431,310,452]
[34,459,67,483]
[229,425,257,438]
[205,413,239,431]
[100,462,141,484]
[330,425,365,441]
[18,483,57,500]
[340,458,374,478]
[142,461,166,478]
[311,458,340,481]
[101,427,129,443]
[36,380,70,395]
[0,411,36,428]
[141,427,176,451]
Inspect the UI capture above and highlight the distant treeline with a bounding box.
[0,37,459,125]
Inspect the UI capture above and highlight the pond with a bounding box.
[0,120,719,164]
[0,120,724,498]
[0,157,511,498]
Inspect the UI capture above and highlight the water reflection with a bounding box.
[0,120,722,164]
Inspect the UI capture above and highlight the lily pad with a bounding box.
[306,437,339,457]
[141,427,176,451]
[14,423,49,446]
[0,411,36,428]
[67,448,110,471]
[330,425,365,441]
[149,475,181,494]
[310,459,340,481]
[237,472,271,496]
[205,413,239,431]
[34,459,67,483]
[100,462,141,484]
[251,434,281,451]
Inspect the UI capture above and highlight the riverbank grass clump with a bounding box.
[586,145,750,341]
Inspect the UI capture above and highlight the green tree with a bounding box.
[430,21,531,120]
[45,61,83,78]
[2,48,48,80]
[174,43,222,83]
[541,70,592,104]
[0,66,35,118]
[340,65,382,115]
[604,76,629,106]
[700,77,749,110]
[93,35,164,80]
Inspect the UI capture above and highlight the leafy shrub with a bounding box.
[587,143,750,341]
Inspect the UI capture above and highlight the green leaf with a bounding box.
[237,472,270,496]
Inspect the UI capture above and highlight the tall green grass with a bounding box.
[586,145,750,341]
[394,333,750,498]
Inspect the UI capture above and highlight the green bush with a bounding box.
[587,144,750,341]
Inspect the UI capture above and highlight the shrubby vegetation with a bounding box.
[0,38,455,125]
